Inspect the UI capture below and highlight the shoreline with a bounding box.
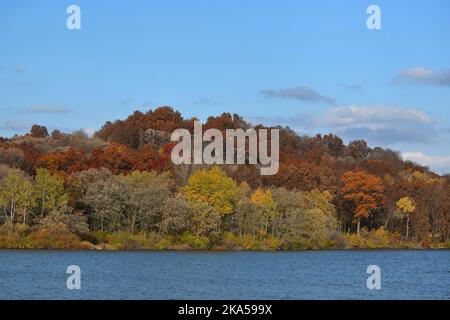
[2,225,449,251]
[1,246,449,252]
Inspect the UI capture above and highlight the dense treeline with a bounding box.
[0,106,449,249]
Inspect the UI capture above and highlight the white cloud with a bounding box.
[394,67,450,87]
[249,105,438,145]
[401,152,450,174]
[323,105,437,145]
[82,128,96,137]
[325,105,434,129]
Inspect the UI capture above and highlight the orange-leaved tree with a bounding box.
[340,170,384,235]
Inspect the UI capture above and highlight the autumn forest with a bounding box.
[0,106,449,250]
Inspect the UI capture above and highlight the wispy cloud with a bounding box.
[12,65,25,74]
[0,120,31,132]
[24,105,71,114]
[394,67,450,87]
[248,113,316,131]
[140,100,154,108]
[0,64,26,74]
[195,98,221,107]
[118,98,132,106]
[341,84,363,91]
[261,86,336,105]
[0,106,14,113]
[401,152,450,174]
[118,99,154,109]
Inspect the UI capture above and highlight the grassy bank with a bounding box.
[1,223,449,250]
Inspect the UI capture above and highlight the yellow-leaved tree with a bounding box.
[183,166,239,217]
[250,188,276,236]
[396,196,416,241]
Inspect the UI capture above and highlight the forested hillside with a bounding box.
[0,106,449,249]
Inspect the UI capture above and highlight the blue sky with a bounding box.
[1,0,450,173]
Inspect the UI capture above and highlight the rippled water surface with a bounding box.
[0,250,448,299]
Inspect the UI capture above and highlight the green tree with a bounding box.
[297,189,336,243]
[30,124,49,138]
[235,197,258,237]
[119,171,172,234]
[83,175,126,232]
[40,205,89,236]
[189,201,221,237]
[160,194,191,236]
[250,188,276,236]
[272,188,336,245]
[271,187,301,239]
[161,194,220,237]
[33,168,68,219]
[0,169,35,224]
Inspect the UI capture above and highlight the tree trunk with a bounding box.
[41,195,45,218]
[131,215,135,234]
[406,215,410,241]
[384,215,390,230]
[23,207,27,224]
[357,217,361,236]
[10,201,15,222]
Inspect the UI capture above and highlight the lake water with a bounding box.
[0,250,448,300]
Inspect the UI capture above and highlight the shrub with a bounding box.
[262,236,283,250]
[288,238,314,250]
[219,232,242,250]
[27,223,85,249]
[106,232,157,250]
[344,228,403,249]
[329,231,349,249]
[0,223,31,248]
[179,233,210,249]
[156,237,172,250]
